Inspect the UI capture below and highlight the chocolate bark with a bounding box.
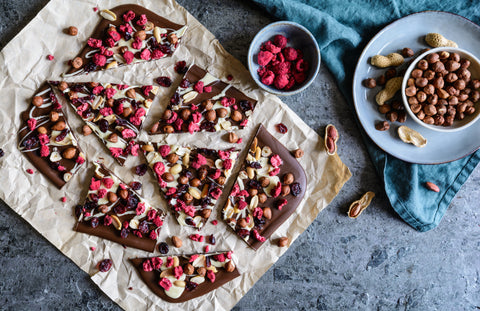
[141,142,239,229]
[53,82,158,166]
[75,162,166,252]
[65,4,187,76]
[17,83,86,189]
[150,64,257,134]
[130,252,240,303]
[223,125,307,250]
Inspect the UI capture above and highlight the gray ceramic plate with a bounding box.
[353,11,480,164]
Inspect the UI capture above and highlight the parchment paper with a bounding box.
[0,0,352,310]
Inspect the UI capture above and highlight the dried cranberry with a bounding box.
[23,136,39,150]
[247,179,261,189]
[138,220,149,234]
[84,200,97,211]
[239,100,253,111]
[127,195,139,208]
[179,78,190,88]
[55,129,69,142]
[98,119,109,132]
[130,181,142,190]
[185,281,198,291]
[158,242,169,254]
[237,229,250,238]
[209,234,216,245]
[290,182,302,197]
[134,164,148,176]
[205,256,211,267]
[90,217,99,228]
[177,184,189,195]
[199,197,211,209]
[185,218,195,226]
[156,76,172,87]
[84,61,97,73]
[248,161,262,169]
[254,216,266,228]
[74,205,85,219]
[184,170,193,179]
[170,92,180,105]
[120,228,129,238]
[276,123,288,134]
[98,259,113,272]
[114,204,127,215]
[174,60,188,74]
[158,44,172,55]
[199,121,215,132]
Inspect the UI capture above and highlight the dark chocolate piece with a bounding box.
[54,82,158,166]
[149,64,257,134]
[130,252,240,303]
[222,125,307,250]
[65,4,187,76]
[141,142,239,229]
[75,162,166,252]
[17,83,86,189]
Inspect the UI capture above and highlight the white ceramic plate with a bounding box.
[353,11,480,164]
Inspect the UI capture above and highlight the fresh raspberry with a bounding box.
[123,51,134,64]
[261,70,275,86]
[274,74,289,89]
[273,34,288,49]
[283,47,298,61]
[258,50,274,66]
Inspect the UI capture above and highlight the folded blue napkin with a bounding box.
[252,0,480,231]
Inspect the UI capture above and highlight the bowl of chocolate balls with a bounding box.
[402,47,480,132]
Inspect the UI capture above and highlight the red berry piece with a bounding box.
[26,169,34,174]
[227,74,233,81]
[98,259,113,272]
[156,76,172,87]
[174,60,188,74]
[276,123,288,134]
[158,242,169,254]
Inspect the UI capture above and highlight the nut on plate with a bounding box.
[324,124,338,155]
[376,77,402,105]
[425,33,457,48]
[397,125,427,147]
[370,53,404,68]
[348,191,375,218]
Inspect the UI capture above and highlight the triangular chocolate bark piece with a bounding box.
[64,4,187,77]
[130,251,239,303]
[149,64,257,134]
[222,125,306,250]
[53,81,158,166]
[141,142,238,229]
[18,83,86,189]
[75,161,166,252]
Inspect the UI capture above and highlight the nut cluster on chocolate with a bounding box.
[405,51,479,126]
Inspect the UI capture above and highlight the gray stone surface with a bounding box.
[1,0,479,310]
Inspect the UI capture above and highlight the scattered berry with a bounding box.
[93,7,99,12]
[47,55,54,61]
[0,148,4,158]
[204,245,210,252]
[90,246,96,251]
[276,123,288,134]
[174,60,188,74]
[158,242,169,254]
[156,76,172,87]
[226,74,233,81]
[134,163,148,176]
[129,181,142,190]
[98,259,113,272]
[60,197,67,203]
[26,169,34,174]
[211,220,218,225]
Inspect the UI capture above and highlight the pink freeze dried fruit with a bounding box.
[273,62,291,75]
[273,34,288,49]
[264,41,282,54]
[258,50,274,66]
[274,74,289,89]
[283,47,298,61]
[261,70,275,86]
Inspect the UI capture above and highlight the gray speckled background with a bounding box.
[1,0,479,310]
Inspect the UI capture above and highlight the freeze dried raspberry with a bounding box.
[230,183,240,197]
[283,47,298,61]
[295,59,308,72]
[140,48,151,60]
[98,259,113,272]
[274,74,289,89]
[273,62,291,75]
[156,76,172,87]
[129,143,139,156]
[136,14,148,26]
[105,87,117,99]
[142,259,153,272]
[257,66,267,78]
[40,145,49,157]
[158,145,171,157]
[273,34,288,49]
[142,85,153,96]
[258,50,274,66]
[102,178,114,189]
[213,253,225,262]
[240,119,248,127]
[92,85,104,95]
[227,74,233,81]
[204,245,210,252]
[270,154,283,167]
[151,49,164,59]
[110,147,123,158]
[87,38,102,48]
[166,111,177,124]
[269,167,280,176]
[276,198,288,210]
[174,266,183,279]
[159,278,172,290]
[165,257,174,268]
[89,178,101,190]
[207,270,216,282]
[57,166,66,172]
[149,230,157,240]
[236,138,243,144]
[174,118,183,131]
[153,216,163,227]
[119,23,133,35]
[261,70,275,86]
[188,122,200,134]
[210,169,221,179]
[183,205,195,217]
[97,189,107,198]
[192,111,202,123]
[60,196,67,203]
[210,188,222,200]
[204,86,212,93]
[264,40,281,54]
[218,150,230,160]
[103,214,112,226]
[130,107,146,126]
[252,229,266,242]
[294,72,307,84]
[211,220,218,225]
[123,10,135,22]
[47,54,54,61]
[151,257,163,270]
[99,107,113,116]
[27,118,36,131]
[226,251,233,259]
[271,182,282,198]
[237,199,248,210]
[93,53,107,66]
[189,234,202,242]
[223,159,233,170]
[90,246,96,251]
[121,128,136,139]
[76,156,85,165]
[189,255,199,263]
[100,46,113,56]
[238,190,249,197]
[147,209,157,221]
[194,81,204,94]
[123,51,134,64]
[253,207,263,219]
[191,154,207,169]
[136,202,146,215]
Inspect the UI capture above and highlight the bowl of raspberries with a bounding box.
[248,21,321,95]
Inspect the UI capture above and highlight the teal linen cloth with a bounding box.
[251,0,480,231]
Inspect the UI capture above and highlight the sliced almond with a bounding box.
[144,99,152,108]
[160,268,173,278]
[173,256,180,267]
[153,26,162,43]
[220,121,232,130]
[250,137,257,152]
[111,215,122,230]
[190,276,205,284]
[100,9,117,21]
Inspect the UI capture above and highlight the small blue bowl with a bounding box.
[248,21,321,96]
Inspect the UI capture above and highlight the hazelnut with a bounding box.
[423,116,435,124]
[107,192,117,203]
[51,121,66,131]
[415,77,428,88]
[454,79,466,91]
[410,103,422,114]
[162,109,173,120]
[401,47,414,58]
[417,59,428,70]
[178,175,189,185]
[434,115,445,125]
[98,205,109,214]
[408,96,419,105]
[258,193,268,203]
[457,112,465,120]
[198,167,208,180]
[439,51,450,59]
[405,86,417,97]
[457,68,471,80]
[107,133,118,143]
[424,70,435,80]
[225,261,235,273]
[446,85,457,96]
[424,104,437,116]
[259,176,270,187]
[81,125,92,136]
[437,88,449,99]
[237,218,247,228]
[248,188,258,197]
[465,106,476,115]
[217,108,228,118]
[218,176,226,185]
[385,68,396,80]
[470,79,480,89]
[230,110,242,122]
[444,115,454,126]
[122,106,133,118]
[416,91,427,103]
[119,46,128,54]
[171,236,182,248]
[67,26,78,36]
[397,111,407,123]
[166,153,179,164]
[386,111,398,122]
[281,185,291,196]
[126,88,136,99]
[118,189,129,200]
[427,94,438,105]
[293,148,304,158]
[196,267,206,277]
[49,111,59,122]
[162,172,174,182]
[457,103,467,113]
[184,264,195,275]
[205,109,216,122]
[416,110,425,120]
[407,78,415,87]
[426,53,439,64]
[106,98,115,107]
[200,209,211,219]
[71,57,83,69]
[134,30,147,41]
[461,59,471,69]
[263,207,272,219]
[378,104,392,114]
[448,96,458,106]
[183,192,193,204]
[163,125,174,133]
[58,81,68,91]
[423,84,435,95]
[283,173,294,185]
[37,126,47,134]
[278,237,289,247]
[62,147,76,159]
[411,69,423,79]
[470,90,480,102]
[445,73,458,83]
[391,100,403,111]
[376,75,386,86]
[32,96,43,107]
[436,104,447,115]
[431,61,445,73]
[445,60,461,71]
[88,82,99,88]
[228,132,239,143]
[190,178,201,187]
[180,108,191,120]
[363,78,376,88]
[202,100,213,110]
